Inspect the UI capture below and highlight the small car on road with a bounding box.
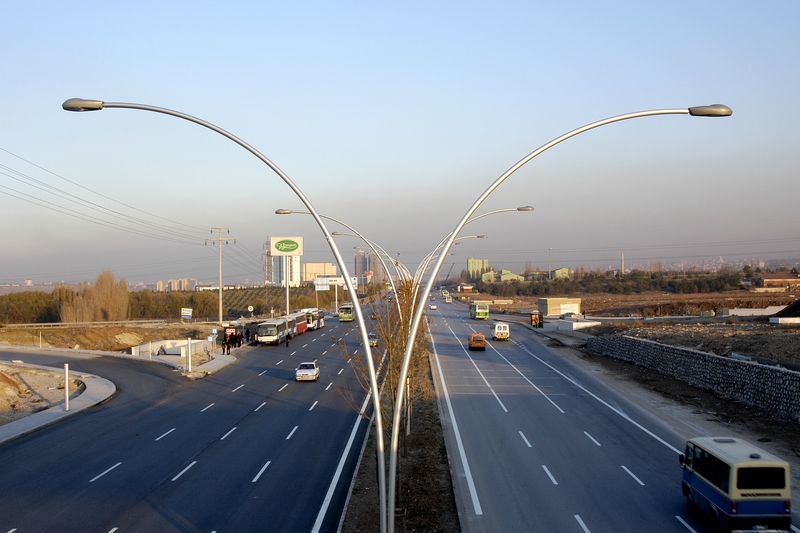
[295,361,320,381]
[368,332,378,347]
[468,332,486,351]
[429,304,438,310]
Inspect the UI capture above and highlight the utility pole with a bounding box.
[206,228,235,325]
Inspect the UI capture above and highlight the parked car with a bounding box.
[368,332,378,347]
[468,332,486,351]
[295,361,320,381]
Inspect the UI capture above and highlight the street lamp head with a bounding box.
[332,231,343,236]
[477,235,488,238]
[62,98,105,112]
[275,209,293,215]
[516,206,534,211]
[688,104,732,117]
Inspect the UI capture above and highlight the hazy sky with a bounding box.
[2,1,799,286]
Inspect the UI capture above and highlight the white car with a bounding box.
[368,332,378,347]
[429,304,437,310]
[295,361,320,381]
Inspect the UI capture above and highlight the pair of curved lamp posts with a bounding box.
[62,97,732,533]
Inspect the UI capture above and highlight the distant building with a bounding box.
[551,267,574,280]
[276,256,301,288]
[756,273,800,290]
[481,269,524,283]
[302,262,337,282]
[156,280,166,292]
[468,258,489,278]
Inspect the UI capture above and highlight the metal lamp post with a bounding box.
[386,104,733,532]
[62,98,391,533]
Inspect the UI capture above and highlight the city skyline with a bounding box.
[2,2,799,287]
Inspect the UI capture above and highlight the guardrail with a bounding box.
[1,319,170,329]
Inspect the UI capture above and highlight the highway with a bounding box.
[427,301,799,533]
[0,317,371,533]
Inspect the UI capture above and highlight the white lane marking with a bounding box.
[279,384,288,392]
[220,427,237,440]
[311,369,373,533]
[489,345,564,413]
[518,431,532,447]
[277,359,284,365]
[291,351,296,355]
[338,368,344,375]
[171,461,197,481]
[574,515,591,533]
[309,401,318,411]
[201,403,214,412]
[326,382,333,390]
[584,431,601,446]
[791,526,800,533]
[447,325,507,412]
[322,350,328,355]
[354,349,358,355]
[312,338,316,342]
[675,516,698,532]
[286,426,298,440]
[108,529,118,533]
[252,461,271,482]
[303,344,308,348]
[621,465,645,485]
[430,334,482,515]
[90,462,121,482]
[255,402,266,411]
[155,428,176,441]
[259,370,268,376]
[517,343,682,454]
[232,384,244,392]
[8,529,18,533]
[542,465,558,485]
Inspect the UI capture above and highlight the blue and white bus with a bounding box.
[680,437,791,532]
[255,319,288,345]
[300,308,325,330]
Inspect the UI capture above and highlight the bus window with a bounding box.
[737,467,786,490]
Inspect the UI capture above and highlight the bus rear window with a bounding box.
[737,467,786,490]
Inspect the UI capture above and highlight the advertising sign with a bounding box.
[270,236,304,257]
[180,308,193,320]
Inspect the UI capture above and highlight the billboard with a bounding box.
[270,236,304,257]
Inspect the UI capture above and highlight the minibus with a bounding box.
[493,322,509,341]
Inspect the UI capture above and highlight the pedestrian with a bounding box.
[245,329,251,344]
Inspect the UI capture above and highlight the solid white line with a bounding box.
[252,460,271,482]
[431,335,483,515]
[574,515,591,533]
[518,431,532,447]
[447,325,507,412]
[490,345,564,413]
[255,402,266,411]
[155,428,175,441]
[286,426,298,440]
[338,368,344,375]
[277,360,284,365]
[231,384,244,392]
[518,343,682,454]
[90,462,121,482]
[259,369,268,376]
[542,465,558,485]
[309,401,318,411]
[675,516,697,532]
[220,427,237,440]
[171,461,197,481]
[279,384,288,392]
[584,431,601,446]
[621,465,645,485]
[326,382,333,390]
[201,403,214,412]
[311,374,373,533]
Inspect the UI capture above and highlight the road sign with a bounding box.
[181,308,193,320]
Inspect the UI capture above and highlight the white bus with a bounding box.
[680,436,791,532]
[255,319,288,345]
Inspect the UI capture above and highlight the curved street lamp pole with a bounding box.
[387,104,733,531]
[62,98,391,533]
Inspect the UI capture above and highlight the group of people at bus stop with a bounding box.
[222,329,251,355]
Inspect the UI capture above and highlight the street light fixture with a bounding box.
[63,98,390,533]
[387,104,732,532]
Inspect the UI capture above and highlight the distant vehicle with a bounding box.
[561,312,578,319]
[300,308,325,330]
[338,302,355,322]
[431,296,436,301]
[469,302,489,320]
[468,332,486,351]
[493,322,509,341]
[368,332,378,347]
[444,296,452,303]
[680,437,791,532]
[429,304,437,310]
[295,361,320,381]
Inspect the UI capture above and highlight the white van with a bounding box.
[493,322,509,341]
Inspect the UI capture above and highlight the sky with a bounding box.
[2,1,799,287]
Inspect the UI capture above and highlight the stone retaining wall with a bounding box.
[587,334,800,418]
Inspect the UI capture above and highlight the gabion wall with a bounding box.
[586,334,800,418]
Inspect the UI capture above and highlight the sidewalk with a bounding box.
[0,346,237,445]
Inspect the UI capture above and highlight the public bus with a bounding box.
[469,302,489,320]
[338,302,355,322]
[679,436,791,532]
[288,311,308,336]
[255,319,288,345]
[301,308,325,330]
[493,322,509,341]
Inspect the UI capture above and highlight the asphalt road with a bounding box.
[428,302,798,533]
[0,317,372,533]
